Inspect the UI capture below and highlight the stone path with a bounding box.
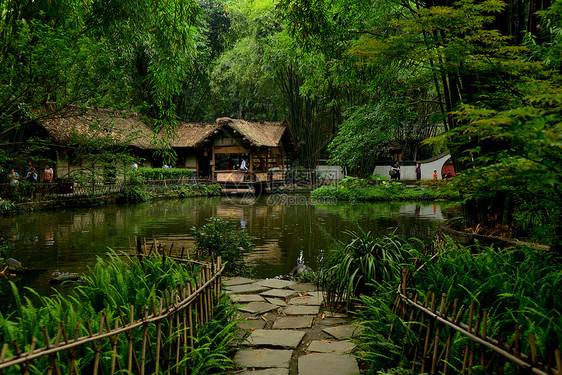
[224,277,361,375]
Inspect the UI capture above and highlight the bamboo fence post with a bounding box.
[187,284,194,350]
[155,300,163,375]
[555,349,561,375]
[481,310,488,367]
[431,293,447,373]
[127,306,135,374]
[141,308,149,375]
[110,319,120,374]
[421,292,435,373]
[462,301,475,373]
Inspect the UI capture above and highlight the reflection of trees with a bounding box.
[0,196,446,286]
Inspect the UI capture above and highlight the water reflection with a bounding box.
[0,196,445,295]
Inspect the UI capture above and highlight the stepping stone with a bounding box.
[257,279,296,289]
[322,325,362,340]
[290,283,318,292]
[266,298,288,307]
[306,291,326,299]
[234,349,292,368]
[317,318,348,326]
[224,277,255,286]
[239,369,289,375]
[272,316,314,329]
[245,329,305,348]
[239,319,267,331]
[260,289,297,299]
[307,340,355,353]
[239,302,279,315]
[323,311,348,318]
[231,294,266,303]
[298,353,360,375]
[289,295,323,306]
[226,283,270,294]
[284,305,320,315]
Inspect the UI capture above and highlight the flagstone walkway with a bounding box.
[224,277,362,375]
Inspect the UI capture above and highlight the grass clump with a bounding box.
[311,177,457,202]
[192,217,255,276]
[319,231,419,306]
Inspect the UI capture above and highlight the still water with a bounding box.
[0,195,446,297]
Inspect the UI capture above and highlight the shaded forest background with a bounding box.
[0,0,560,249]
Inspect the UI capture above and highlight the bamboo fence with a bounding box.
[394,269,562,374]
[0,242,224,374]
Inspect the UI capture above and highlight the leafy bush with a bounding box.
[139,167,195,180]
[0,199,15,214]
[121,174,152,202]
[192,217,254,276]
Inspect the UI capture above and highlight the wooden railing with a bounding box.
[394,269,562,374]
[0,250,224,374]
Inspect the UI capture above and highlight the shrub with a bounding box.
[121,174,151,202]
[192,217,254,276]
[139,167,195,180]
[0,199,15,214]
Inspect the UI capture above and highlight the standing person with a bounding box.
[25,160,38,182]
[432,169,438,180]
[415,163,422,180]
[394,161,401,181]
[240,158,248,172]
[43,164,54,183]
[9,169,19,187]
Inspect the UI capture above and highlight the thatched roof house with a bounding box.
[39,107,157,149]
[34,106,288,179]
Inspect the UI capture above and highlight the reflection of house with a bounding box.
[33,107,288,181]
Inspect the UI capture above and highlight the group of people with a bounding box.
[390,162,440,181]
[1,161,54,187]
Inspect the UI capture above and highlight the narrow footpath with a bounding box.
[223,277,361,375]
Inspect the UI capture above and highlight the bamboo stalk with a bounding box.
[141,308,149,375]
[431,293,447,373]
[155,300,163,375]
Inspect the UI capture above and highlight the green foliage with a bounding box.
[355,294,415,373]
[320,231,418,306]
[192,217,255,276]
[178,295,239,374]
[0,253,200,369]
[353,238,562,372]
[311,179,457,202]
[121,174,152,203]
[0,199,16,214]
[138,168,195,180]
[178,183,222,199]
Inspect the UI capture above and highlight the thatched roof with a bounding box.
[40,107,157,149]
[168,123,219,148]
[218,118,286,148]
[38,107,286,149]
[166,118,286,148]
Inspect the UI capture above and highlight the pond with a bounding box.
[0,194,447,301]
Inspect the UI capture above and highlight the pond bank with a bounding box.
[311,177,458,202]
[0,182,222,216]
